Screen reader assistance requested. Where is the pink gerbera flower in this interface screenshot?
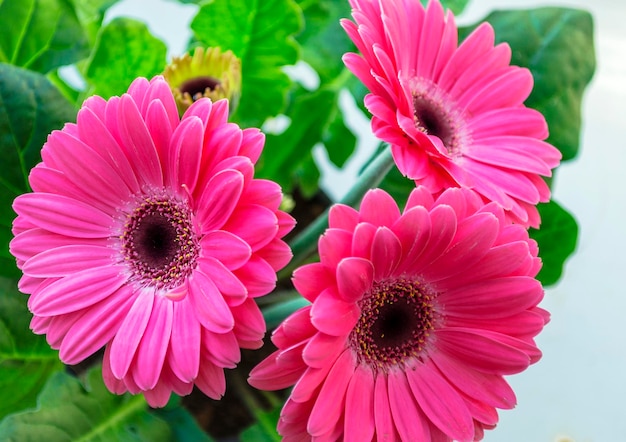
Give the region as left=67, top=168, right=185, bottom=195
left=10, top=76, right=295, bottom=407
left=249, top=187, right=547, bottom=441
left=342, top=0, right=562, bottom=227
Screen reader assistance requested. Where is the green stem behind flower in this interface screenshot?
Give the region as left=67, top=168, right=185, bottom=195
left=286, top=143, right=394, bottom=272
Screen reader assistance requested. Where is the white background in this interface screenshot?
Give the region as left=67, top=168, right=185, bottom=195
left=105, top=1, right=626, bottom=440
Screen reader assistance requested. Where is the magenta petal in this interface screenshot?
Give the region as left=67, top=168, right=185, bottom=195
left=358, top=189, right=401, bottom=227
left=169, top=115, right=204, bottom=192
left=249, top=350, right=304, bottom=391
left=195, top=360, right=226, bottom=400
left=133, top=295, right=173, bottom=390
left=370, top=227, right=402, bottom=279
left=188, top=270, right=234, bottom=333
left=198, top=257, right=247, bottom=305
left=310, top=289, right=360, bottom=337
left=118, top=94, right=164, bottom=187
left=169, top=300, right=201, bottom=382
left=292, top=263, right=334, bottom=303
left=28, top=265, right=126, bottom=316
left=197, top=169, right=244, bottom=231
left=336, top=257, right=373, bottom=303
left=302, top=332, right=345, bottom=369
left=430, top=350, right=516, bottom=409
left=373, top=374, right=399, bottom=441
left=14, top=193, right=113, bottom=238
left=344, top=365, right=375, bottom=441
left=23, top=245, right=113, bottom=277
left=109, top=290, right=155, bottom=379
left=102, top=344, right=128, bottom=394
left=200, top=230, right=251, bottom=270
left=224, top=204, right=278, bottom=252
left=231, top=298, right=266, bottom=345
left=202, top=328, right=240, bottom=368
left=234, top=256, right=277, bottom=298
left=436, top=328, right=532, bottom=375
left=307, top=349, right=356, bottom=437
left=59, top=285, right=135, bottom=365
left=388, top=371, right=430, bottom=440
left=329, top=204, right=360, bottom=231
left=406, top=361, right=474, bottom=441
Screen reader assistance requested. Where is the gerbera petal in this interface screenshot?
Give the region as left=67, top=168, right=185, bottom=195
left=200, top=230, right=251, bottom=270
left=370, top=227, right=402, bottom=279
left=329, top=203, right=360, bottom=231
left=359, top=189, right=401, bottom=227
left=28, top=265, right=126, bottom=316
left=308, top=349, right=356, bottom=437
left=59, top=285, right=135, bottom=365
left=198, top=257, right=247, bottom=305
left=336, top=257, right=374, bottom=303
left=109, top=290, right=155, bottom=379
left=13, top=193, right=113, bottom=238
left=292, top=263, right=334, bottom=303
left=310, top=289, right=360, bottom=336
left=169, top=115, right=204, bottom=192
left=388, top=371, right=430, bottom=440
left=196, top=169, right=244, bottom=231
left=195, top=359, right=226, bottom=400
left=233, top=255, right=276, bottom=298
left=202, top=328, right=240, bottom=368
left=188, top=269, right=234, bottom=333
left=169, top=300, right=201, bottom=382
left=344, top=365, right=375, bottom=442
left=23, top=245, right=113, bottom=277
left=406, top=360, right=474, bottom=441
left=373, top=373, right=399, bottom=442
left=132, top=295, right=173, bottom=390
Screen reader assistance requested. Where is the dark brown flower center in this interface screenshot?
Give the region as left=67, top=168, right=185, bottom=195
left=410, top=77, right=468, bottom=157
left=121, top=197, right=199, bottom=290
left=180, top=76, right=221, bottom=101
left=350, top=278, right=437, bottom=371
left=413, top=94, right=455, bottom=148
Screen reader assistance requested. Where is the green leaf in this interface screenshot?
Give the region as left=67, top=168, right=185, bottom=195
left=257, top=87, right=336, bottom=194
left=85, top=17, right=167, bottom=98
left=479, top=8, right=595, bottom=162
left=0, top=277, right=62, bottom=419
left=529, top=200, right=578, bottom=287
left=323, top=98, right=357, bottom=168
left=69, top=0, right=121, bottom=46
left=240, top=406, right=281, bottom=442
left=191, top=0, right=303, bottom=127
left=421, top=0, right=469, bottom=15
left=295, top=0, right=353, bottom=84
left=0, top=63, right=77, bottom=278
left=0, top=366, right=175, bottom=441
left=153, top=406, right=214, bottom=442
left=0, top=0, right=90, bottom=73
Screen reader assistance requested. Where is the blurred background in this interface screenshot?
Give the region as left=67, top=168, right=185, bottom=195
left=97, top=0, right=625, bottom=440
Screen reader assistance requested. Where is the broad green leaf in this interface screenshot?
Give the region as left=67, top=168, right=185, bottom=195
left=0, top=0, right=90, bottom=73
left=0, top=277, right=62, bottom=419
left=240, top=406, right=281, bottom=442
left=0, top=366, right=174, bottom=441
left=85, top=17, right=167, bottom=98
left=69, top=0, right=121, bottom=46
left=323, top=96, right=357, bottom=169
left=191, top=0, right=303, bottom=127
left=153, top=406, right=214, bottom=442
left=257, top=87, right=335, bottom=194
left=295, top=0, right=353, bottom=83
left=0, top=63, right=77, bottom=278
left=479, top=8, right=596, bottom=162
left=530, top=200, right=578, bottom=287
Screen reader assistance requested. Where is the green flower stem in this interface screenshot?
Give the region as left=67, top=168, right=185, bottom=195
left=287, top=144, right=394, bottom=269
left=263, top=296, right=311, bottom=329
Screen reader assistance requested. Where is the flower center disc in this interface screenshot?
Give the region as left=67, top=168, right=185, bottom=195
left=121, top=197, right=199, bottom=290
left=350, top=278, right=436, bottom=371
left=180, top=76, right=221, bottom=101
left=410, top=78, right=467, bottom=157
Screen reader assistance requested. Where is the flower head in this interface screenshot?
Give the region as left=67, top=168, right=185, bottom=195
left=342, top=0, right=562, bottom=227
left=163, top=46, right=242, bottom=115
left=249, top=187, right=547, bottom=441
left=10, top=76, right=294, bottom=407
